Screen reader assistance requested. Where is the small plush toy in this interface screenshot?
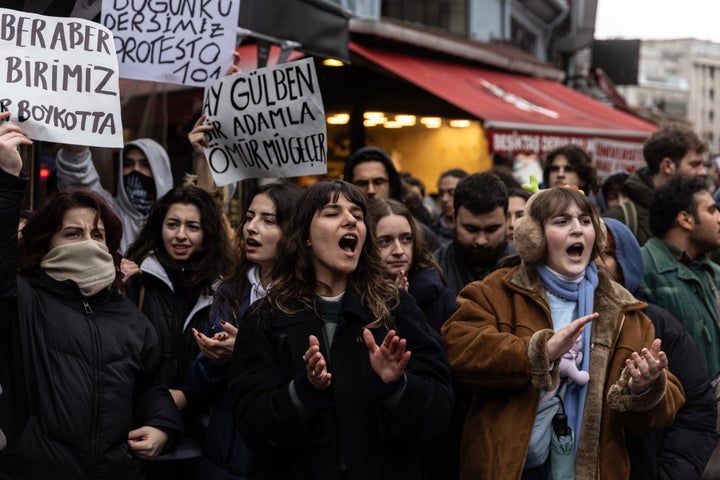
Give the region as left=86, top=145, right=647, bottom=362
left=542, top=335, right=590, bottom=401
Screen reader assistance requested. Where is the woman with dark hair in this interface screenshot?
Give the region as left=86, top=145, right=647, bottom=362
left=0, top=115, right=182, bottom=479
left=190, top=182, right=303, bottom=480
left=368, top=198, right=455, bottom=333
left=229, top=180, right=453, bottom=479
left=125, top=185, right=236, bottom=478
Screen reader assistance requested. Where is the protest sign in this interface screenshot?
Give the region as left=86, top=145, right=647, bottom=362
left=103, top=0, right=240, bottom=87
left=202, top=57, right=328, bottom=186
left=0, top=8, right=123, bottom=147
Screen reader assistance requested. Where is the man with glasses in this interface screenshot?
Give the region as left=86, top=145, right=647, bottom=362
left=343, top=146, right=440, bottom=250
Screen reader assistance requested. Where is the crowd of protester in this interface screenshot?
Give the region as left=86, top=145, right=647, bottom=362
left=5, top=104, right=720, bottom=480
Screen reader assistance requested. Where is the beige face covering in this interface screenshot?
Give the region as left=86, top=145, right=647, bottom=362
left=40, top=240, right=117, bottom=297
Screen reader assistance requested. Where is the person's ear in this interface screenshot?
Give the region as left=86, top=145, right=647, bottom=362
left=659, top=157, right=676, bottom=176
left=676, top=210, right=694, bottom=231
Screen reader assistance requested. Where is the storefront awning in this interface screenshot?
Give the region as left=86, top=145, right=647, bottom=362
left=349, top=42, right=656, bottom=141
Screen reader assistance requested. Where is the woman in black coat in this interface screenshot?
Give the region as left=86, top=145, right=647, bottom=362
left=125, top=185, right=236, bottom=478
left=229, top=180, right=453, bottom=480
left=0, top=115, right=182, bottom=479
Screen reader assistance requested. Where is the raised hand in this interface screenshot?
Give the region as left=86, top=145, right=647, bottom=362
left=546, top=312, right=597, bottom=362
left=188, top=114, right=214, bottom=154
left=192, top=320, right=238, bottom=364
left=626, top=338, right=668, bottom=395
left=362, top=328, right=411, bottom=384
left=302, top=335, right=332, bottom=390
left=394, top=270, right=409, bottom=291
left=225, top=51, right=242, bottom=76
left=0, top=111, right=32, bottom=176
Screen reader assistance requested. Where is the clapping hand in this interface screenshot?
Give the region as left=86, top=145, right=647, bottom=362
left=302, top=335, right=332, bottom=389
left=362, top=329, right=411, bottom=384
left=192, top=320, right=238, bottom=365
left=626, top=338, right=668, bottom=395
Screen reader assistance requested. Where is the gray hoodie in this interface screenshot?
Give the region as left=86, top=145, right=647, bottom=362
left=55, top=139, right=173, bottom=254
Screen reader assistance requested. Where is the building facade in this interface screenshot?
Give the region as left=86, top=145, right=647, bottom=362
left=612, top=38, right=720, bottom=152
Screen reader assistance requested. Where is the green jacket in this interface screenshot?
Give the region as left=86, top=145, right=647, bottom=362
left=641, top=237, right=720, bottom=378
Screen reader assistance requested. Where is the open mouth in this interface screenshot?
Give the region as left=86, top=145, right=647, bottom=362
left=246, top=238, right=261, bottom=247
left=566, top=243, right=584, bottom=259
left=339, top=234, right=358, bottom=253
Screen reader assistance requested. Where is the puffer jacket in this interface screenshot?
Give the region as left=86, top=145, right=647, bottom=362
left=128, top=255, right=214, bottom=410
left=441, top=265, right=685, bottom=480
left=0, top=169, right=182, bottom=479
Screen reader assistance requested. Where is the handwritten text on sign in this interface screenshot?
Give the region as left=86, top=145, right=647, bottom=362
left=103, top=0, right=240, bottom=87
left=202, top=57, right=327, bottom=185
left=0, top=8, right=123, bottom=147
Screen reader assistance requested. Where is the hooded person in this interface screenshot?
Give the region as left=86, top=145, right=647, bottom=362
left=55, top=139, right=174, bottom=254
left=602, top=217, right=718, bottom=480
left=597, top=170, right=630, bottom=213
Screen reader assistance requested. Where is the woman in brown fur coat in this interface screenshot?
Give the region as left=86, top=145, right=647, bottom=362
left=441, top=187, right=684, bottom=479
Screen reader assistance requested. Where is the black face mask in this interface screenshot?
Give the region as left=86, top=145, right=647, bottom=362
left=123, top=171, right=156, bottom=214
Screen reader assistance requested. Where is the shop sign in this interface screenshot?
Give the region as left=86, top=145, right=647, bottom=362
left=490, top=130, right=645, bottom=176
left=592, top=138, right=645, bottom=175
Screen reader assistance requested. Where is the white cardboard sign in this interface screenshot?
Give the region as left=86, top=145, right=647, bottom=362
left=0, top=8, right=123, bottom=147
left=102, top=0, right=240, bottom=87
left=202, top=57, right=328, bottom=185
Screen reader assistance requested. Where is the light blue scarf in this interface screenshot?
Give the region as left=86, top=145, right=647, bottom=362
left=536, top=262, right=598, bottom=455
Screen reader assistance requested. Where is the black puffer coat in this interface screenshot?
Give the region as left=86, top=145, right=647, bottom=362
left=0, top=170, right=182, bottom=479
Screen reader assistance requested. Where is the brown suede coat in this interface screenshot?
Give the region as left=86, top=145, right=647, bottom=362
left=441, top=265, right=685, bottom=480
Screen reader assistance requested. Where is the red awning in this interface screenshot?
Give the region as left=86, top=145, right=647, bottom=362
left=349, top=42, right=655, bottom=140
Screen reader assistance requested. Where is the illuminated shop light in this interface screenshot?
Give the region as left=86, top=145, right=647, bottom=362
left=383, top=121, right=403, bottom=129
left=323, top=59, right=344, bottom=67
left=364, top=111, right=386, bottom=120
left=327, top=113, right=350, bottom=125
left=420, top=117, right=442, bottom=128
left=394, top=115, right=416, bottom=126
left=449, top=119, right=471, bottom=128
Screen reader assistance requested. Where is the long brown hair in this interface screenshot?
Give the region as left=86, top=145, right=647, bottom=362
left=267, top=180, right=399, bottom=328
left=215, top=182, right=303, bottom=319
